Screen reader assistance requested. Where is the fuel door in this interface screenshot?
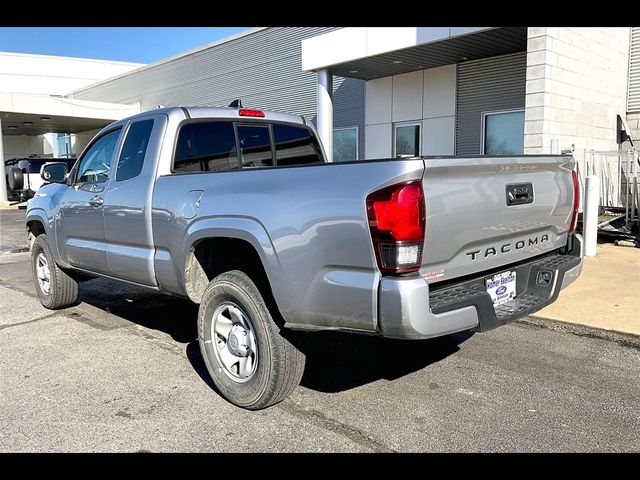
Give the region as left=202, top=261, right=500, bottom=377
left=182, top=190, right=204, bottom=220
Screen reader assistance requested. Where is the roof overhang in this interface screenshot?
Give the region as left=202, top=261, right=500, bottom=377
left=302, top=27, right=528, bottom=80
left=0, top=93, right=140, bottom=136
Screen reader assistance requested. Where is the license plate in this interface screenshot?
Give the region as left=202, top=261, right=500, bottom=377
left=485, top=270, right=517, bottom=306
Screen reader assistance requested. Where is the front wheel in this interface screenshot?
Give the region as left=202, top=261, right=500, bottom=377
left=198, top=270, right=305, bottom=410
left=31, top=234, right=78, bottom=309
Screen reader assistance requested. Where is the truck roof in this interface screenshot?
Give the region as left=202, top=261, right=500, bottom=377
left=124, top=106, right=307, bottom=126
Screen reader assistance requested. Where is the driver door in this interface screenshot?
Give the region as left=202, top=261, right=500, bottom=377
left=56, top=127, right=122, bottom=274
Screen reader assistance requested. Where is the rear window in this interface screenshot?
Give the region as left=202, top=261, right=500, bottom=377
left=27, top=159, right=47, bottom=172
left=174, top=122, right=239, bottom=173
left=273, top=124, right=323, bottom=166
left=237, top=124, right=273, bottom=168
left=26, top=159, right=53, bottom=173
left=172, top=120, right=324, bottom=173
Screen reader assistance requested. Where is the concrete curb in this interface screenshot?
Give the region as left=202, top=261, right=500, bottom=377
left=0, top=246, right=29, bottom=255
left=519, top=316, right=640, bottom=349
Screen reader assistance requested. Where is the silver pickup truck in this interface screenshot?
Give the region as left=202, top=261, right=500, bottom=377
left=26, top=106, right=583, bottom=409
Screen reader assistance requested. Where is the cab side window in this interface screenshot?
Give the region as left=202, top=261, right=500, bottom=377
left=116, top=120, right=154, bottom=181
left=174, top=121, right=239, bottom=173
left=75, top=128, right=122, bottom=184
left=273, top=124, right=323, bottom=166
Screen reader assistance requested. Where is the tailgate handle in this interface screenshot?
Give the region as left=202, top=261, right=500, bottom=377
left=506, top=183, right=533, bottom=206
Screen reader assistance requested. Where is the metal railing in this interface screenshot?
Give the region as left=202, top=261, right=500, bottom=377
left=583, top=148, right=639, bottom=228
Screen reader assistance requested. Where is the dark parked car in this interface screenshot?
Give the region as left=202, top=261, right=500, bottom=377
left=5, top=157, right=76, bottom=201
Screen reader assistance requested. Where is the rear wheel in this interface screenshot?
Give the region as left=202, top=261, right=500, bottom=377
left=31, top=234, right=78, bottom=309
left=198, top=270, right=305, bottom=410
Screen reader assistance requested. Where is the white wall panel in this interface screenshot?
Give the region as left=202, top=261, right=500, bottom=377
left=392, top=71, right=423, bottom=122
left=365, top=123, right=392, bottom=159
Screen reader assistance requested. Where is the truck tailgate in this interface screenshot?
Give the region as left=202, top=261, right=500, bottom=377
left=420, top=155, right=575, bottom=284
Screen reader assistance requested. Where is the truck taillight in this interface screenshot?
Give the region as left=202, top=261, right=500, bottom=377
left=569, top=170, right=580, bottom=234
left=366, top=181, right=425, bottom=274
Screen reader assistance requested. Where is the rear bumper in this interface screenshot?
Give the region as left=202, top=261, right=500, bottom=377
left=378, top=234, right=583, bottom=340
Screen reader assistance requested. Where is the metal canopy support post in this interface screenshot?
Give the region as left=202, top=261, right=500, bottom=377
left=0, top=118, right=7, bottom=202
left=317, top=69, right=333, bottom=163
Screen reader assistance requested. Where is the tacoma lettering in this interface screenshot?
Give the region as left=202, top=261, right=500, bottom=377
left=466, top=234, right=549, bottom=261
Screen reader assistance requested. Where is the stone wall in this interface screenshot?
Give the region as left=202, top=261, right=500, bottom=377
left=524, top=27, right=631, bottom=169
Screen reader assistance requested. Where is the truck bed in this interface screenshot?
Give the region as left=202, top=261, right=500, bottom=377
left=151, top=154, right=576, bottom=334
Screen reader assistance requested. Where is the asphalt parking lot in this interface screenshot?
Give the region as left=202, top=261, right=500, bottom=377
left=1, top=215, right=639, bottom=452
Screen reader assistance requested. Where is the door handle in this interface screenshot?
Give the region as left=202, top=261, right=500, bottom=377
left=89, top=195, right=104, bottom=207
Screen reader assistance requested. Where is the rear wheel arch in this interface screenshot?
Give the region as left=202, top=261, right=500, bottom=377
left=184, top=237, right=282, bottom=321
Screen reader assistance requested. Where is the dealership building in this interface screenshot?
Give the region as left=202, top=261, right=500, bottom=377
left=1, top=26, right=639, bottom=200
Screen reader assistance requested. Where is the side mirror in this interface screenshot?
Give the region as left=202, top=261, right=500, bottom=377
left=40, top=162, right=68, bottom=183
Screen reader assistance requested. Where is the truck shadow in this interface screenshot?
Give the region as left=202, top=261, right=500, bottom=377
left=77, top=278, right=199, bottom=343
left=290, top=330, right=473, bottom=393
left=78, top=277, right=473, bottom=394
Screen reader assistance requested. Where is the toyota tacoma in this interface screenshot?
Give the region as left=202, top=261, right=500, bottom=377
left=25, top=106, right=583, bottom=409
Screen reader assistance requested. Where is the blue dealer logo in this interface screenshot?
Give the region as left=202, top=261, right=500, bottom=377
left=496, top=286, right=507, bottom=295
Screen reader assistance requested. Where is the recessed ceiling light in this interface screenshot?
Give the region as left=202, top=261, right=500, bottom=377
left=40, top=116, right=51, bottom=121
left=8, top=125, right=17, bottom=130
left=349, top=70, right=358, bottom=74
left=392, top=60, right=402, bottom=64
left=23, top=121, right=34, bottom=126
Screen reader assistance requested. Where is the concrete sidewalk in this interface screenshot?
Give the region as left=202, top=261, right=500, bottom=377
left=531, top=242, right=640, bottom=339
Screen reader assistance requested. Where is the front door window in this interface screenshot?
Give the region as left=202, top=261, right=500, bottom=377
left=75, top=128, right=121, bottom=184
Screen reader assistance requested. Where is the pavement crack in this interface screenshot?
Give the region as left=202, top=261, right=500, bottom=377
left=278, top=400, right=395, bottom=453
left=123, top=325, right=187, bottom=356
left=0, top=279, right=39, bottom=299
left=0, top=312, right=60, bottom=331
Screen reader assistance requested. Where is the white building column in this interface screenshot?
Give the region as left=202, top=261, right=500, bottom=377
left=583, top=174, right=600, bottom=257
left=317, top=69, right=333, bottom=163
left=0, top=118, right=7, bottom=202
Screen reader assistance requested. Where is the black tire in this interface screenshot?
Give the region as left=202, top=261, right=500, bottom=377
left=7, top=166, right=24, bottom=191
left=198, top=270, right=305, bottom=410
left=31, top=234, right=78, bottom=309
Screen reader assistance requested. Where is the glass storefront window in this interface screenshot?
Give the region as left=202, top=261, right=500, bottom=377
left=333, top=127, right=358, bottom=162
left=394, top=123, right=420, bottom=157
left=483, top=110, right=525, bottom=155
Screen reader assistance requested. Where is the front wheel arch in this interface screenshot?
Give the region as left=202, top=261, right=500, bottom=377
left=27, top=219, right=46, bottom=251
